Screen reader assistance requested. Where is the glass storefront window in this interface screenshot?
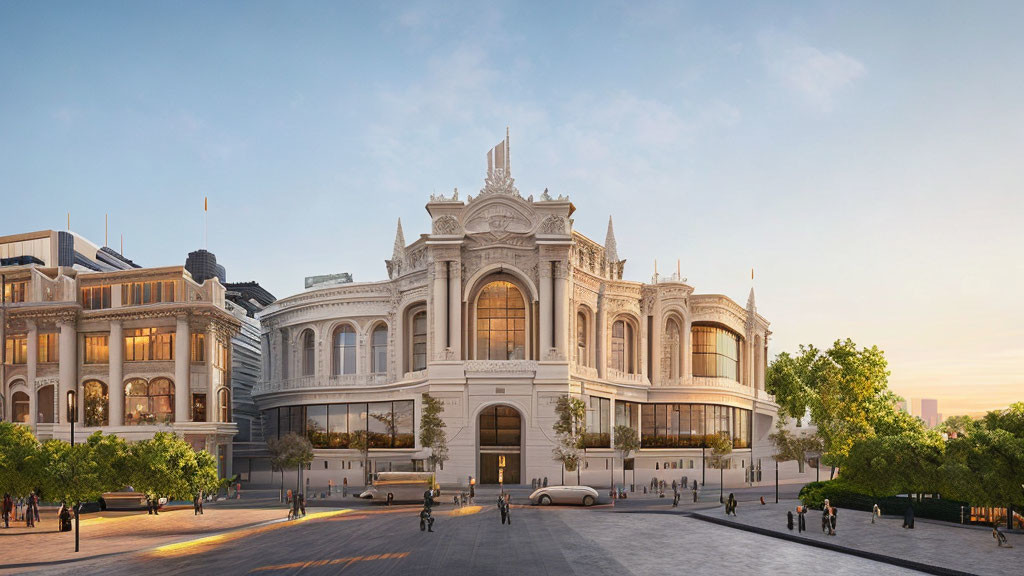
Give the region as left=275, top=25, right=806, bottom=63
left=640, top=403, right=751, bottom=449
left=692, top=325, right=740, bottom=381
left=475, top=281, right=526, bottom=360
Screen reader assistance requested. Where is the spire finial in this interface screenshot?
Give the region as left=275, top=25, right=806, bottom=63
left=604, top=215, right=618, bottom=263
left=392, top=218, right=406, bottom=261
left=747, top=286, right=756, bottom=310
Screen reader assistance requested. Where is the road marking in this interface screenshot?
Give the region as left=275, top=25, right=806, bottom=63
left=249, top=552, right=410, bottom=572
left=147, top=509, right=352, bottom=557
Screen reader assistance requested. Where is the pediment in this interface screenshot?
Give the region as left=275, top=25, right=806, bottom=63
left=462, top=196, right=537, bottom=239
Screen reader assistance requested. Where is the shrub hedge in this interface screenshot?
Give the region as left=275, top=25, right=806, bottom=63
left=798, top=480, right=967, bottom=523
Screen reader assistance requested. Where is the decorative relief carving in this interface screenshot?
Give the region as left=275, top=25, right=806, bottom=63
left=464, top=360, right=537, bottom=373
left=435, top=347, right=457, bottom=361
left=432, top=215, right=461, bottom=235
left=539, top=215, right=567, bottom=235
left=543, top=348, right=566, bottom=361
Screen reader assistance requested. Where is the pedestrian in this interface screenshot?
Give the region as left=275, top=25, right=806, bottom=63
left=287, top=488, right=293, bottom=504
left=759, top=496, right=766, bottom=505
left=903, top=505, right=915, bottom=529
left=30, top=492, right=39, bottom=524
left=469, top=483, right=475, bottom=504
left=419, top=506, right=434, bottom=532
left=797, top=505, right=807, bottom=533
left=342, top=477, right=347, bottom=498
left=672, top=479, right=678, bottom=493
left=25, top=494, right=35, bottom=528
left=993, top=525, right=1009, bottom=547
left=289, top=495, right=299, bottom=520
left=299, top=494, right=306, bottom=517
left=693, top=479, right=698, bottom=491
left=328, top=479, right=334, bottom=496
left=871, top=503, right=881, bottom=524
left=460, top=492, right=467, bottom=507
left=692, top=487, right=698, bottom=503
left=829, top=506, right=837, bottom=536
left=498, top=495, right=509, bottom=525
left=787, top=510, right=794, bottom=530
left=193, top=494, right=201, bottom=516
left=672, top=490, right=680, bottom=507
left=58, top=502, right=72, bottom=532
left=2, top=493, right=11, bottom=528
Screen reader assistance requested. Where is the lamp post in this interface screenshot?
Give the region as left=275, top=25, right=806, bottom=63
left=775, top=458, right=779, bottom=503
left=67, top=390, right=79, bottom=552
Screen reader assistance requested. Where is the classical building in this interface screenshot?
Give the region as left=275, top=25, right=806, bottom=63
left=253, top=132, right=779, bottom=487
left=0, top=231, right=240, bottom=476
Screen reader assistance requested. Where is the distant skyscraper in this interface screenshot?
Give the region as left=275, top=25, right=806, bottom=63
left=920, top=398, right=939, bottom=427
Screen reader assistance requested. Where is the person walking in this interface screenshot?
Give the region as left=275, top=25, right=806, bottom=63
left=797, top=505, right=807, bottom=533
left=498, top=495, right=510, bottom=525
left=829, top=506, right=838, bottom=536
left=787, top=510, right=794, bottom=530
left=25, top=494, right=35, bottom=528
left=903, top=505, right=915, bottom=529
left=342, top=478, right=347, bottom=498
left=469, top=483, right=475, bottom=504
left=993, top=525, right=1009, bottom=547
left=30, top=492, right=39, bottom=524
left=2, top=494, right=11, bottom=528
left=419, top=506, right=434, bottom=532
left=58, top=502, right=72, bottom=532
left=193, top=494, right=201, bottom=516
left=299, top=494, right=306, bottom=517
left=871, top=503, right=881, bottom=524
left=692, top=487, right=698, bottom=503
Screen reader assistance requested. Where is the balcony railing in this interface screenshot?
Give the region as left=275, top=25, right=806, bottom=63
left=253, top=373, right=390, bottom=396
left=607, top=369, right=647, bottom=385
left=571, top=364, right=598, bottom=379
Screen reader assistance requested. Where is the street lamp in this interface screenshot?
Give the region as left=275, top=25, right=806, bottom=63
left=67, top=391, right=77, bottom=446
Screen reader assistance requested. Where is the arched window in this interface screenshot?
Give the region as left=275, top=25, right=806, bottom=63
left=301, top=329, right=316, bottom=376
left=12, top=387, right=29, bottom=423
left=475, top=281, right=526, bottom=360
left=84, top=380, right=109, bottom=426
left=37, top=385, right=55, bottom=423
left=576, top=311, right=588, bottom=366
left=124, top=377, right=175, bottom=425
left=279, top=328, right=289, bottom=380
left=371, top=325, right=388, bottom=374
left=410, top=311, right=427, bottom=372
left=332, top=325, right=356, bottom=375
left=663, top=318, right=682, bottom=381
left=692, top=325, right=740, bottom=381
left=610, top=319, right=635, bottom=373
left=218, top=388, right=230, bottom=422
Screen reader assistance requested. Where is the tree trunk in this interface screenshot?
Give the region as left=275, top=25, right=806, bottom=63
left=829, top=466, right=836, bottom=480
left=74, top=502, right=80, bottom=552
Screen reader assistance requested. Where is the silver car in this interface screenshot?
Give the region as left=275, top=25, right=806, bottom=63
left=529, top=485, right=599, bottom=506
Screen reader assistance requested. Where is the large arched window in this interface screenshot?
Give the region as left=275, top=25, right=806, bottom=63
left=662, top=318, right=682, bottom=381
left=371, top=325, right=388, bottom=374
left=124, top=377, right=175, bottom=425
left=12, top=387, right=29, bottom=423
left=37, top=385, right=55, bottom=423
left=692, top=325, right=740, bottom=381
left=610, top=319, right=635, bottom=373
left=279, top=328, right=289, bottom=380
left=84, top=380, right=109, bottom=426
left=475, top=281, right=526, bottom=360
left=301, top=329, right=316, bottom=376
left=218, top=388, right=230, bottom=422
left=410, top=311, right=427, bottom=372
left=576, top=311, right=588, bottom=366
left=332, top=325, right=356, bottom=375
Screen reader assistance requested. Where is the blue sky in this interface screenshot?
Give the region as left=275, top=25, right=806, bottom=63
left=2, top=1, right=1022, bottom=415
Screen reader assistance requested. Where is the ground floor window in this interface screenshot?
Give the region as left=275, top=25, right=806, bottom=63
left=640, top=403, right=751, bottom=449
left=84, top=380, right=109, bottom=426
left=262, top=400, right=415, bottom=449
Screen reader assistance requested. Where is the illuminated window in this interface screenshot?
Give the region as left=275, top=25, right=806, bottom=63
left=81, top=285, right=111, bottom=310
left=4, top=336, right=27, bottom=365
left=4, top=281, right=28, bottom=303
left=121, top=281, right=177, bottom=306
left=371, top=325, right=388, bottom=374
left=332, top=325, right=356, bottom=375
left=84, top=380, right=109, bottom=426
left=38, top=333, right=58, bottom=363
left=475, top=281, right=526, bottom=360
left=218, top=388, right=230, bottom=423
left=192, top=393, right=207, bottom=422
left=84, top=334, right=109, bottom=364
left=691, top=325, right=740, bottom=381
left=191, top=332, right=206, bottom=362
left=585, top=396, right=611, bottom=448
left=124, top=377, right=174, bottom=425
left=36, top=385, right=55, bottom=423
left=124, top=328, right=175, bottom=362
left=411, top=311, right=427, bottom=371
left=12, top=389, right=30, bottom=423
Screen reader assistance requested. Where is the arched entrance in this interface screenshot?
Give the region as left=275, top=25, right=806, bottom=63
left=478, top=405, right=522, bottom=484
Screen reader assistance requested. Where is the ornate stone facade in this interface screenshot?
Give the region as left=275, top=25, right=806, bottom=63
left=253, top=132, right=779, bottom=488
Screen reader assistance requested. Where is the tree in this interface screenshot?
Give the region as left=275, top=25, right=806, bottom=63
left=40, top=439, right=105, bottom=552
left=419, top=394, right=449, bottom=472
left=769, top=424, right=823, bottom=474
left=767, top=339, right=893, bottom=475
left=552, top=395, right=586, bottom=485
left=938, top=415, right=976, bottom=439
left=705, top=433, right=732, bottom=503
left=0, top=422, right=45, bottom=499
left=127, top=432, right=208, bottom=506
left=267, top=432, right=314, bottom=497
left=348, top=429, right=370, bottom=485
left=613, top=424, right=640, bottom=488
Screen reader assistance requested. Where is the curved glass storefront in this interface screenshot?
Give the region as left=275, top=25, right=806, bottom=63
left=641, top=403, right=751, bottom=449
left=263, top=400, right=415, bottom=449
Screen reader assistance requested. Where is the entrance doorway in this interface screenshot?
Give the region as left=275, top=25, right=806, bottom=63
left=478, top=405, right=522, bottom=484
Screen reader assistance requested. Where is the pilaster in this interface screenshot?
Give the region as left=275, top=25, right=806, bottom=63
left=109, top=320, right=124, bottom=425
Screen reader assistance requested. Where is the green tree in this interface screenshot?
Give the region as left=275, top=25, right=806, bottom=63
left=937, top=414, right=976, bottom=438
left=40, top=439, right=106, bottom=552
left=613, top=424, right=640, bottom=488
left=942, top=426, right=1024, bottom=515
left=267, top=432, right=314, bottom=497
left=127, top=432, right=202, bottom=506
left=85, top=432, right=129, bottom=493
left=0, top=422, right=45, bottom=499
left=769, top=424, right=823, bottom=474
left=767, top=339, right=893, bottom=475
left=552, top=395, right=586, bottom=485
left=185, top=449, right=221, bottom=499
left=419, top=394, right=449, bottom=472
left=842, top=431, right=944, bottom=501
left=706, top=433, right=733, bottom=502
left=348, top=429, right=370, bottom=485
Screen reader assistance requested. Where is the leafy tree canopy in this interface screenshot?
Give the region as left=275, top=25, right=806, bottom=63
left=0, top=422, right=45, bottom=498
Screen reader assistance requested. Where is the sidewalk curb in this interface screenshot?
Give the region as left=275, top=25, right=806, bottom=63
left=687, top=513, right=981, bottom=576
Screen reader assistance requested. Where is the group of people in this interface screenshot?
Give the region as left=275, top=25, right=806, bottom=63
left=2, top=492, right=40, bottom=528
left=288, top=493, right=307, bottom=520
left=451, top=491, right=470, bottom=507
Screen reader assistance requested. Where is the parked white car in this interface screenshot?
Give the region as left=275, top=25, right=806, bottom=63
left=529, top=485, right=599, bottom=506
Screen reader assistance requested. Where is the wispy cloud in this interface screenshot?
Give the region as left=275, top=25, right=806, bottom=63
left=760, top=32, right=866, bottom=112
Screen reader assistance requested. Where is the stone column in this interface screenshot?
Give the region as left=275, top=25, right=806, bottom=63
left=58, top=319, right=77, bottom=424
left=596, top=291, right=607, bottom=379
left=651, top=297, right=662, bottom=385
left=27, top=320, right=37, bottom=427
left=432, top=261, right=447, bottom=357
left=174, top=316, right=190, bottom=423
left=207, top=326, right=218, bottom=423
left=539, top=262, right=553, bottom=355
left=448, top=260, right=461, bottom=360
left=683, top=318, right=693, bottom=380
left=109, top=321, right=124, bottom=425
left=553, top=262, right=568, bottom=359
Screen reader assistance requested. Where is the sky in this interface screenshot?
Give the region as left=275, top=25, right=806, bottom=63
left=1, top=1, right=1022, bottom=416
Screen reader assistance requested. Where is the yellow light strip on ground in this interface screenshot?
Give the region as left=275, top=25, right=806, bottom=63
left=148, top=509, right=352, bottom=558
left=250, top=552, right=410, bottom=572
left=448, top=505, right=483, bottom=517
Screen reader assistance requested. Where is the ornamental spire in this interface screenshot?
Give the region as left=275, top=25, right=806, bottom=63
left=391, top=218, right=406, bottom=262
left=604, top=215, right=619, bottom=263
left=747, top=286, right=756, bottom=310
